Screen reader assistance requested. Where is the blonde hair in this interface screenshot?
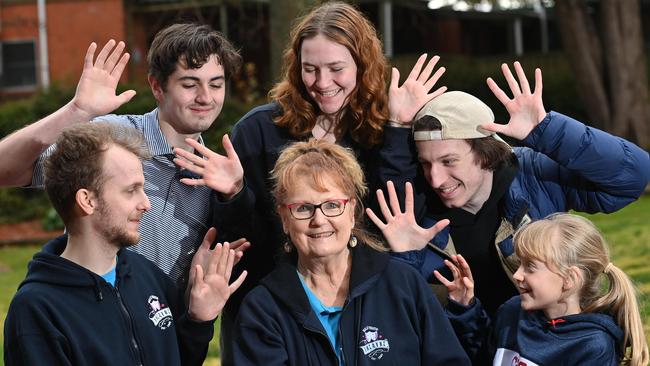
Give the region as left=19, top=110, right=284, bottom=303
left=271, top=139, right=384, bottom=251
left=514, top=213, right=648, bottom=366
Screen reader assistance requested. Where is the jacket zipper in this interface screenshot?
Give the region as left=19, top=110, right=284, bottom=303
left=114, top=286, right=145, bottom=366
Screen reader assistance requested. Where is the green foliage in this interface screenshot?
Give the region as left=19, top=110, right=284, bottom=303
left=41, top=207, right=64, bottom=231
left=0, top=188, right=51, bottom=225
left=390, top=52, right=586, bottom=125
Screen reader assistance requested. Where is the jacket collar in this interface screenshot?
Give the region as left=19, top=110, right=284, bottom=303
left=260, top=244, right=389, bottom=323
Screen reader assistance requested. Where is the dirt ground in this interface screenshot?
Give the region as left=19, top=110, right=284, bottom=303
left=0, top=220, right=63, bottom=245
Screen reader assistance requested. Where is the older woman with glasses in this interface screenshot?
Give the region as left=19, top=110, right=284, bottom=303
left=232, top=139, right=469, bottom=365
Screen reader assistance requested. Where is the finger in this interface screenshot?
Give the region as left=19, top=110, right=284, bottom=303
left=386, top=181, right=403, bottom=216
left=533, top=68, right=543, bottom=97
left=173, top=159, right=204, bottom=177
left=229, top=238, right=250, bottom=251
left=233, top=250, right=245, bottom=266
left=456, top=254, right=474, bottom=280
left=417, top=55, right=440, bottom=83
left=427, top=218, right=450, bottom=237
left=486, top=77, right=511, bottom=106
left=365, top=207, right=386, bottom=229
left=104, top=41, right=125, bottom=72
left=83, top=42, right=98, bottom=70
left=480, top=122, right=507, bottom=134
left=95, top=39, right=116, bottom=68
left=427, top=86, right=447, bottom=100
left=513, top=61, right=530, bottom=95
left=224, top=247, right=235, bottom=281
left=193, top=264, right=205, bottom=288
left=179, top=177, right=206, bottom=187
left=203, top=227, right=217, bottom=247
left=423, top=66, right=446, bottom=92
left=406, top=53, right=427, bottom=80
left=229, top=270, right=248, bottom=292
left=433, top=270, right=453, bottom=287
left=185, top=138, right=217, bottom=159
left=222, top=134, right=242, bottom=164
left=174, top=147, right=206, bottom=166
left=389, top=67, right=400, bottom=91
left=111, top=52, right=131, bottom=79
left=501, top=63, right=521, bottom=97
left=209, top=243, right=224, bottom=275
left=444, top=259, right=461, bottom=281
left=188, top=262, right=197, bottom=288
left=375, top=188, right=393, bottom=221
left=404, top=182, right=414, bottom=217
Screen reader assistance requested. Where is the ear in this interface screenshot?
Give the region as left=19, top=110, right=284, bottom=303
left=148, top=75, right=164, bottom=103
left=277, top=205, right=289, bottom=234
left=563, top=266, right=583, bottom=292
left=75, top=189, right=97, bottom=216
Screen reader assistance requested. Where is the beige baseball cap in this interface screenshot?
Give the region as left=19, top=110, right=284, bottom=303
left=413, top=91, right=498, bottom=141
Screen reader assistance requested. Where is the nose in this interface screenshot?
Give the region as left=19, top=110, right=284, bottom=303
left=309, top=207, right=328, bottom=226
left=139, top=191, right=152, bottom=212
left=195, top=84, right=211, bottom=104
left=315, top=69, right=332, bottom=89
left=427, top=164, right=448, bottom=189
left=512, top=266, right=524, bottom=282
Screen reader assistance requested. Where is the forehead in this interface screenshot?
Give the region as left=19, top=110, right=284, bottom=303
left=101, top=146, right=144, bottom=187
left=284, top=173, right=347, bottom=201
left=300, top=34, right=353, bottom=64
left=416, top=139, right=473, bottom=160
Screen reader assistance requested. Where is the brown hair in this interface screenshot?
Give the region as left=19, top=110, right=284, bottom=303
left=147, top=23, right=242, bottom=88
left=514, top=213, right=649, bottom=366
left=44, top=122, right=150, bottom=227
left=413, top=115, right=511, bottom=170
left=271, top=139, right=384, bottom=251
left=270, top=1, right=388, bottom=147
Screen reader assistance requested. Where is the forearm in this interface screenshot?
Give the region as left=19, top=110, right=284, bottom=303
left=0, top=101, right=93, bottom=187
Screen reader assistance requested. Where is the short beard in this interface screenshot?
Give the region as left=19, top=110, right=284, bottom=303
left=96, top=197, right=140, bottom=248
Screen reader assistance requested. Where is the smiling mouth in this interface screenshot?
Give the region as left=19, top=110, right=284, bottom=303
left=437, top=183, right=460, bottom=196
left=317, top=89, right=341, bottom=98
left=308, top=231, right=335, bottom=239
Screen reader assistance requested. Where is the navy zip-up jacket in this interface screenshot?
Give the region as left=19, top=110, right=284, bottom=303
left=232, top=244, right=470, bottom=365
left=446, top=296, right=624, bottom=365
left=3, top=235, right=214, bottom=366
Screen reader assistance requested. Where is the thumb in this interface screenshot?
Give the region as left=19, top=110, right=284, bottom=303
left=480, top=122, right=507, bottom=134
left=389, top=67, right=400, bottom=90
left=116, top=90, right=136, bottom=105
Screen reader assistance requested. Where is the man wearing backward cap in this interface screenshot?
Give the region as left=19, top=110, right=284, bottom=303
left=377, top=61, right=650, bottom=318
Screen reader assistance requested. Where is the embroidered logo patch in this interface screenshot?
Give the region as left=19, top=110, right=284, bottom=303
left=359, top=325, right=390, bottom=360
left=493, top=348, right=538, bottom=366
left=147, top=295, right=173, bottom=330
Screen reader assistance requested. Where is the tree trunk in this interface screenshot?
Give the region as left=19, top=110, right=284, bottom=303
left=555, top=0, right=650, bottom=147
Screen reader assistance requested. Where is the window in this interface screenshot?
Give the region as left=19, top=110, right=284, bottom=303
left=0, top=40, right=37, bottom=89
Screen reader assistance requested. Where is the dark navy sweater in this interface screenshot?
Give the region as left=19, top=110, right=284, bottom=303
left=3, top=235, right=214, bottom=366
left=446, top=296, right=624, bottom=365
left=232, top=244, right=471, bottom=365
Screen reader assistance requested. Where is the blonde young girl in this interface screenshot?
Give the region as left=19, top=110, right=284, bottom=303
left=436, top=213, right=648, bottom=366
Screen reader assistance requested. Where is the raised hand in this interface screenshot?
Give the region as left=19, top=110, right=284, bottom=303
left=72, top=40, right=136, bottom=121
left=433, top=254, right=475, bottom=306
left=483, top=61, right=547, bottom=140
left=187, top=228, right=248, bottom=321
left=388, top=54, right=447, bottom=125
left=173, top=134, right=244, bottom=199
left=366, top=181, right=449, bottom=252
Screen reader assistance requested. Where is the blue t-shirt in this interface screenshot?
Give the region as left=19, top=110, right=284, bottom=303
left=101, top=257, right=118, bottom=287
left=298, top=272, right=344, bottom=365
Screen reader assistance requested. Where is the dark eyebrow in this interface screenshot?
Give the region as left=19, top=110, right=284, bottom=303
left=178, top=75, right=225, bottom=83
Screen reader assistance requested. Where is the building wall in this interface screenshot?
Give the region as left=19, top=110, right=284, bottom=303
left=0, top=0, right=127, bottom=91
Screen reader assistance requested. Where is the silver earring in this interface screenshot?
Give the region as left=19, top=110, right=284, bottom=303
left=283, top=240, right=293, bottom=253
left=348, top=235, right=357, bottom=248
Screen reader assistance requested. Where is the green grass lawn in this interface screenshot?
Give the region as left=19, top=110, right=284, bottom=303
left=1, top=196, right=649, bottom=363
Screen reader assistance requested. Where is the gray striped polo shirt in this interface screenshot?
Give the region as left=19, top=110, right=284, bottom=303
left=32, top=109, right=213, bottom=288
